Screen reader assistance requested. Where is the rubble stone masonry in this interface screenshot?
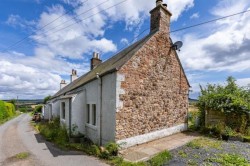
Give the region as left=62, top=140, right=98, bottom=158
left=115, top=31, right=190, bottom=140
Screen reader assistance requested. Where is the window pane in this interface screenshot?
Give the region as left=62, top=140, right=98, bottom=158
left=87, top=104, right=90, bottom=124
left=92, top=104, right=96, bottom=126
left=62, top=102, right=65, bottom=119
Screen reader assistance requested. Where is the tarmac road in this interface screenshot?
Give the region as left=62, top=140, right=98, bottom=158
left=0, top=114, right=107, bottom=166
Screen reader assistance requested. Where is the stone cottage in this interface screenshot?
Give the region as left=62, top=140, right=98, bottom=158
left=46, top=0, right=190, bottom=148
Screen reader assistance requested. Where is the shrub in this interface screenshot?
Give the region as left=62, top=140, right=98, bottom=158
left=33, top=105, right=43, bottom=113
left=105, top=142, right=119, bottom=156
left=0, top=100, right=8, bottom=120
left=38, top=118, right=69, bottom=145
left=198, top=76, right=250, bottom=134
left=5, top=103, right=15, bottom=117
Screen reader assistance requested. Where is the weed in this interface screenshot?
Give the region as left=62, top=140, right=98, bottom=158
left=193, top=154, right=200, bottom=159
left=187, top=159, right=198, bottom=166
left=148, top=151, right=172, bottom=166
left=206, top=154, right=249, bottom=166
left=187, top=138, right=222, bottom=150
left=15, top=152, right=29, bottom=159
left=178, top=150, right=187, bottom=158
left=109, top=156, right=146, bottom=166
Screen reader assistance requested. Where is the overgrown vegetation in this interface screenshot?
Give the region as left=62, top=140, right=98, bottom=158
left=197, top=76, right=250, bottom=137
left=206, top=154, right=250, bottom=166
left=36, top=118, right=172, bottom=166
left=0, top=100, right=16, bottom=124
left=37, top=117, right=69, bottom=146
left=187, top=137, right=222, bottom=150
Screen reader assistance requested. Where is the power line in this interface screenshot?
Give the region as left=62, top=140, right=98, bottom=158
left=34, top=0, right=128, bottom=42
left=170, top=9, right=250, bottom=33
left=2, top=6, right=250, bottom=53
left=1, top=0, right=89, bottom=53
left=1, top=0, right=125, bottom=53
left=114, top=9, right=250, bottom=58
left=34, top=0, right=110, bottom=40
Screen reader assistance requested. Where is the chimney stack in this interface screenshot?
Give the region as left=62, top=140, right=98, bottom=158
left=150, top=0, right=172, bottom=33
left=71, top=69, right=78, bottom=82
left=60, top=80, right=67, bottom=90
left=91, top=52, right=102, bottom=70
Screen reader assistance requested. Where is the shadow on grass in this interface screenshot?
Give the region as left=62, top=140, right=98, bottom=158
left=34, top=133, right=84, bottom=157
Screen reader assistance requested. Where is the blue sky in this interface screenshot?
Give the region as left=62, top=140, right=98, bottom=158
left=0, top=0, right=250, bottom=99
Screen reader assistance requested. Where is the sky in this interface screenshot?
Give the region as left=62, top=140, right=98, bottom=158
left=0, top=0, right=250, bottom=100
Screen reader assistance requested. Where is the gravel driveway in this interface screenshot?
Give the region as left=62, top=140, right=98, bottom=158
left=166, top=137, right=250, bottom=166
left=0, top=114, right=107, bottom=166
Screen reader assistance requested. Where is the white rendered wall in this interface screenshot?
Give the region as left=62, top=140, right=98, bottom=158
left=52, top=101, right=60, bottom=118
left=100, top=72, right=117, bottom=145
left=43, top=105, right=49, bottom=120
left=117, top=123, right=188, bottom=149
left=71, top=92, right=85, bottom=135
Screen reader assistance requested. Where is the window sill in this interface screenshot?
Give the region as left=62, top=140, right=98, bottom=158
left=85, top=123, right=97, bottom=130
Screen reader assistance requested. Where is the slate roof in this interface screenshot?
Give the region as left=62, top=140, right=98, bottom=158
left=51, top=31, right=156, bottom=99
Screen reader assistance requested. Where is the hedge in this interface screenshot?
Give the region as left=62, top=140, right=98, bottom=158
left=0, top=100, right=16, bottom=121
left=0, top=100, right=8, bottom=120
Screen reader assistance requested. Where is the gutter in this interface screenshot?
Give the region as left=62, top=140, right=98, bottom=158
left=69, top=98, right=72, bottom=137
left=98, top=74, right=103, bottom=146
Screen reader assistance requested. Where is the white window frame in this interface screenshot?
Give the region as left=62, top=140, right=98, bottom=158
left=61, top=102, right=66, bottom=120
left=86, top=103, right=97, bottom=127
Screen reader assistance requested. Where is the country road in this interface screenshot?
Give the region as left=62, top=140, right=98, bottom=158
left=0, top=114, right=107, bottom=166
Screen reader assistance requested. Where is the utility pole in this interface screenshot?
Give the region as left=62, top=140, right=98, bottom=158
left=16, top=96, right=19, bottom=111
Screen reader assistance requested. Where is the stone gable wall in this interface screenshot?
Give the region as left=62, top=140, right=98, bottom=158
left=115, top=31, right=189, bottom=140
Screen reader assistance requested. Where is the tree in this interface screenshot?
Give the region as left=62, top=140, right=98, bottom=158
left=198, top=76, right=250, bottom=127
left=44, top=96, right=51, bottom=104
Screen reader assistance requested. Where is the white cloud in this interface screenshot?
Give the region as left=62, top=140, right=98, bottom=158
left=0, top=0, right=195, bottom=99
left=0, top=60, right=61, bottom=99
left=190, top=12, right=199, bottom=19
left=179, top=1, right=250, bottom=72
left=120, top=38, right=129, bottom=46
left=237, top=78, right=250, bottom=87
left=211, top=0, right=250, bottom=17
left=6, top=14, right=36, bottom=29
left=166, top=0, right=194, bottom=21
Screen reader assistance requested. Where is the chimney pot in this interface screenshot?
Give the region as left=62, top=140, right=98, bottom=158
left=71, top=69, right=78, bottom=82
left=156, top=0, right=163, bottom=6
left=91, top=52, right=102, bottom=70
left=60, top=80, right=67, bottom=89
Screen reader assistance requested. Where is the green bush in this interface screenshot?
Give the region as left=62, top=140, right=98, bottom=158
left=105, top=142, right=119, bottom=156
left=38, top=118, right=69, bottom=145
left=198, top=76, right=250, bottom=134
left=33, top=105, right=43, bottom=113
left=5, top=103, right=15, bottom=117
left=0, top=100, right=8, bottom=120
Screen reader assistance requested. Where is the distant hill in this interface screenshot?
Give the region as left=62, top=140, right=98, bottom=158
left=189, top=98, right=198, bottom=104
left=3, top=99, right=43, bottom=105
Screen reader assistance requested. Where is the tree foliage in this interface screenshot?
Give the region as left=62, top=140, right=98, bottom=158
left=0, top=100, right=16, bottom=121
left=44, top=95, right=51, bottom=104
left=198, top=76, right=250, bottom=115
